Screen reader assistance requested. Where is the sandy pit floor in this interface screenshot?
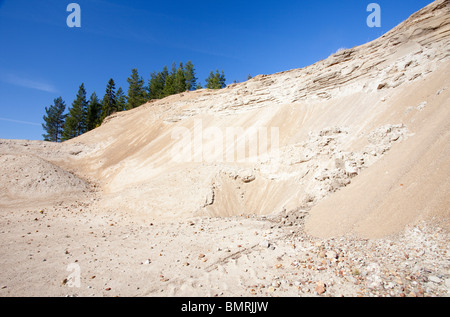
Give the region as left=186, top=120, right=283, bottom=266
left=0, top=194, right=448, bottom=297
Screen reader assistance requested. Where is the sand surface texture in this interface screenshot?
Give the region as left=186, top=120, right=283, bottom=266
left=0, top=0, right=449, bottom=297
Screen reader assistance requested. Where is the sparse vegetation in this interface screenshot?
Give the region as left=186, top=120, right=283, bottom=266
left=43, top=62, right=231, bottom=141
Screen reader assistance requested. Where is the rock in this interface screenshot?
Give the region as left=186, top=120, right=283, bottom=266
left=241, top=174, right=256, bottom=183
left=428, top=276, right=441, bottom=284
left=416, top=250, right=425, bottom=257
left=315, top=282, right=326, bottom=295
left=416, top=101, right=427, bottom=111
left=228, top=168, right=256, bottom=183
left=445, top=279, right=450, bottom=289
left=325, top=251, right=337, bottom=259
left=203, top=187, right=215, bottom=207
left=272, top=280, right=281, bottom=288
left=344, top=161, right=358, bottom=178
left=259, top=240, right=270, bottom=248
left=377, top=83, right=387, bottom=90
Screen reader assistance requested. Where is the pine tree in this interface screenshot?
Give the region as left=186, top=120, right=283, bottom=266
left=159, top=65, right=169, bottom=98
left=206, top=69, right=226, bottom=89
left=173, top=62, right=186, bottom=94
left=62, top=83, right=88, bottom=141
left=219, top=70, right=226, bottom=88
left=86, top=92, right=102, bottom=131
left=148, top=72, right=158, bottom=100
left=42, top=97, right=67, bottom=142
left=184, top=60, right=197, bottom=91
left=126, top=68, right=147, bottom=109
left=196, top=81, right=203, bottom=90
left=171, top=62, right=177, bottom=78
left=163, top=73, right=175, bottom=97
left=161, top=65, right=169, bottom=86
left=248, top=74, right=253, bottom=80
left=205, top=70, right=215, bottom=89
left=116, top=87, right=127, bottom=111
left=147, top=72, right=162, bottom=100
left=100, top=78, right=117, bottom=123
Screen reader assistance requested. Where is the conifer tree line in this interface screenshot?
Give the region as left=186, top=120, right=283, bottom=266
left=42, top=61, right=227, bottom=142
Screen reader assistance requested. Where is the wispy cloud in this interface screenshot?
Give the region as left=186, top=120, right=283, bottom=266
left=0, top=73, right=58, bottom=93
left=0, top=117, right=41, bottom=126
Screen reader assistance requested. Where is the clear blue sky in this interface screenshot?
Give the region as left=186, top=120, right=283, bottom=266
left=0, top=0, right=433, bottom=140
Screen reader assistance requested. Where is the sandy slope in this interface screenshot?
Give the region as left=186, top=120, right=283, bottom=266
left=64, top=0, right=449, bottom=236
left=0, top=0, right=449, bottom=297
left=306, top=61, right=450, bottom=238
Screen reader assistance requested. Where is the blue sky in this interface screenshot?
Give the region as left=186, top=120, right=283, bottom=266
left=0, top=0, right=433, bottom=140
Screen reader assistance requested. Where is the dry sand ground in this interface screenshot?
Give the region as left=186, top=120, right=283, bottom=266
left=0, top=0, right=449, bottom=297
left=0, top=161, right=448, bottom=297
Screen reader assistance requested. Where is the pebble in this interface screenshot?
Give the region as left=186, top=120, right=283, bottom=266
left=249, top=221, right=450, bottom=297
left=444, top=279, right=450, bottom=288
left=428, top=276, right=441, bottom=284
left=315, top=282, right=326, bottom=295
